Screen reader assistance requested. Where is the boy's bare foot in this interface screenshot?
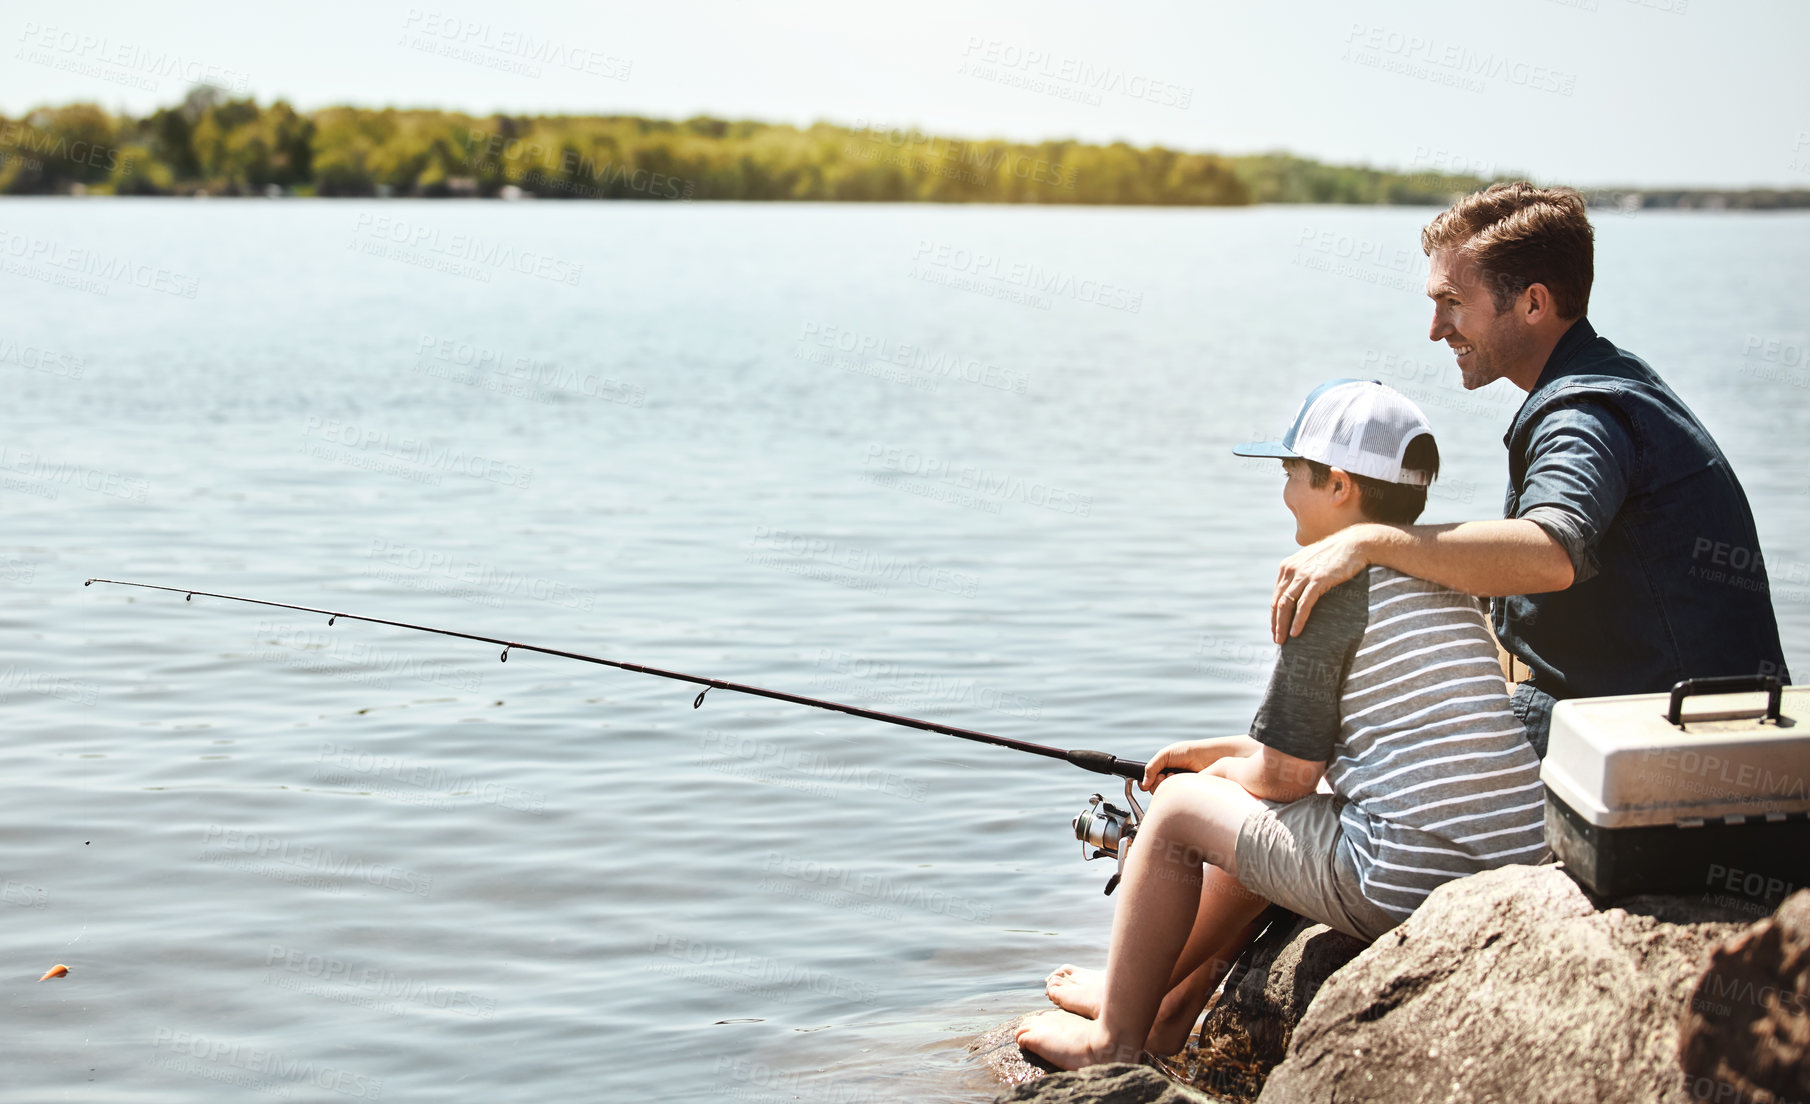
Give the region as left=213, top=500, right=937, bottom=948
left=1044, top=965, right=1104, bottom=1018
left=1014, top=1010, right=1136, bottom=1071
left=1043, top=966, right=1203, bottom=1056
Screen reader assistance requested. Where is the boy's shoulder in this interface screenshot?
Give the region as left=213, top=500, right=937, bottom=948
left=1361, top=565, right=1484, bottom=611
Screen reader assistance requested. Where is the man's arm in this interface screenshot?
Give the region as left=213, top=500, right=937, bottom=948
left=1272, top=398, right=1633, bottom=643
left=1270, top=519, right=1574, bottom=643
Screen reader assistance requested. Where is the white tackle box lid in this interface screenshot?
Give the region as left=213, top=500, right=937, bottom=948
left=1541, top=679, right=1809, bottom=830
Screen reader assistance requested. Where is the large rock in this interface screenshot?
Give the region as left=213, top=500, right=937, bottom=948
left=994, top=1063, right=1223, bottom=1104
left=1678, top=889, right=1810, bottom=1104
left=1257, top=864, right=1750, bottom=1104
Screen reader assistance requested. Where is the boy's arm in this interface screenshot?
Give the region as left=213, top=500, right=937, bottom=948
left=1240, top=573, right=1365, bottom=785
left=1141, top=735, right=1262, bottom=792
left=1205, top=745, right=1326, bottom=802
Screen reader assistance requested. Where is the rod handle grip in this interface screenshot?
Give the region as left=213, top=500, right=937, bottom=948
left=1066, top=748, right=1147, bottom=779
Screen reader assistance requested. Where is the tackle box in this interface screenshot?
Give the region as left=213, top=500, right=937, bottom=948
left=1542, top=676, right=1810, bottom=906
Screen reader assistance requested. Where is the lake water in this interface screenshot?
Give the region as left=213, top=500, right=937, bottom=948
left=2, top=199, right=1806, bottom=1103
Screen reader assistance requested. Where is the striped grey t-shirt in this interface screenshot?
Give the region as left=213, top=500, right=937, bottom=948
left=1248, top=565, right=1547, bottom=920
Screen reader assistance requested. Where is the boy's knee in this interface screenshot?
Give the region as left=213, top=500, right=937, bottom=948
left=1142, top=774, right=1250, bottom=868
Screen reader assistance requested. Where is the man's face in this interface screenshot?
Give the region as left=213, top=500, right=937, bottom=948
left=1425, top=248, right=1536, bottom=391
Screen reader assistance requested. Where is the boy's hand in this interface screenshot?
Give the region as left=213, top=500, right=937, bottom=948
left=1141, top=740, right=1228, bottom=792
left=1273, top=527, right=1373, bottom=643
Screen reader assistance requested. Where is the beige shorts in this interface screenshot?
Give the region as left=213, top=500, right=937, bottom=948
left=1233, top=794, right=1401, bottom=942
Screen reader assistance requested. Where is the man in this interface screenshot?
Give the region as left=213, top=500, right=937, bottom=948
left=1271, top=182, right=1790, bottom=756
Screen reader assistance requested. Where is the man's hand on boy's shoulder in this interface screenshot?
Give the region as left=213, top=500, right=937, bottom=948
left=1273, top=527, right=1377, bottom=644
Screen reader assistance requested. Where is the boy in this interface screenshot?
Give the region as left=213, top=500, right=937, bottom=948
left=1018, top=379, right=1547, bottom=1070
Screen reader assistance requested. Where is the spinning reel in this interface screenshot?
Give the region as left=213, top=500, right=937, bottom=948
left=1072, top=777, right=1147, bottom=895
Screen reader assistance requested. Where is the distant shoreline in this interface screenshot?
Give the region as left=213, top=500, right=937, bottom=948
left=9, top=91, right=1806, bottom=208
left=10, top=191, right=1810, bottom=211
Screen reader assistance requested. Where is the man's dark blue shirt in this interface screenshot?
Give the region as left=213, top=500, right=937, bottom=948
left=1496, top=318, right=1791, bottom=755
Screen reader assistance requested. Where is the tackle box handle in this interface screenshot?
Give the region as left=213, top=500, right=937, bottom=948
left=1666, top=675, right=1784, bottom=727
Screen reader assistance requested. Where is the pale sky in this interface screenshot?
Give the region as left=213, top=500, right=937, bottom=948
left=7, top=0, right=1809, bottom=189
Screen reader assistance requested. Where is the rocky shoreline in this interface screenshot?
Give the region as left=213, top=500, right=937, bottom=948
left=974, top=865, right=1809, bottom=1104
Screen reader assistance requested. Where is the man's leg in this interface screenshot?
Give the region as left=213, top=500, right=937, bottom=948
left=1016, top=774, right=1271, bottom=1070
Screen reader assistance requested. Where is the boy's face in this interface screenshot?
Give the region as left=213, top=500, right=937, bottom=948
left=1281, top=459, right=1363, bottom=546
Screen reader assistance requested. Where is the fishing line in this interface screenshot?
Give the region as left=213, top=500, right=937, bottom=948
left=83, top=577, right=1149, bottom=782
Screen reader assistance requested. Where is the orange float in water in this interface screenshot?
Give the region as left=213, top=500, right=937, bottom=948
left=38, top=964, right=68, bottom=981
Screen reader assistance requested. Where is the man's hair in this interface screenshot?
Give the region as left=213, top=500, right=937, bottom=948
left=1300, top=434, right=1441, bottom=525
left=1421, top=182, right=1594, bottom=320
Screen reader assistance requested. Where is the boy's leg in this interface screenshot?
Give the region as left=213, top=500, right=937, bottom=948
left=1143, top=910, right=1267, bottom=1056
left=1016, top=774, right=1271, bottom=1070
left=1044, top=887, right=1265, bottom=1031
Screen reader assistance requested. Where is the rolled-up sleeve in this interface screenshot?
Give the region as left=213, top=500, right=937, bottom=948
left=1517, top=400, right=1634, bottom=585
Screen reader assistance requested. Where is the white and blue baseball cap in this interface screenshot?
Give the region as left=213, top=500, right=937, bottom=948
left=1233, top=379, right=1436, bottom=487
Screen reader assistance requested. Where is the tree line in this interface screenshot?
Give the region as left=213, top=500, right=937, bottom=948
left=2, top=88, right=1802, bottom=208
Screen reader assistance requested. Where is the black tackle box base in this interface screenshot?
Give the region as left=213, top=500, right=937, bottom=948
left=1546, top=793, right=1810, bottom=908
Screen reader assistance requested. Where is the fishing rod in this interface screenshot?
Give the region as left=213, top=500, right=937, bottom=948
left=85, top=578, right=1151, bottom=891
